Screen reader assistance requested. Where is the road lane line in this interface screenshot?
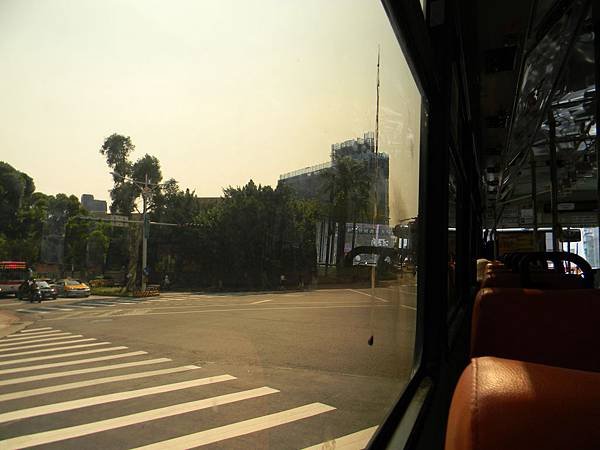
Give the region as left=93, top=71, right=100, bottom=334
left=0, top=338, right=95, bottom=352
left=0, top=342, right=110, bottom=358
left=134, top=402, right=336, bottom=449
left=347, top=288, right=389, bottom=303
left=1, top=332, right=72, bottom=342
left=302, top=426, right=379, bottom=450
left=0, top=374, right=236, bottom=423
left=347, top=289, right=416, bottom=310
left=0, top=351, right=148, bottom=375
left=17, top=309, right=50, bottom=314
left=2, top=387, right=278, bottom=449
left=0, top=365, right=200, bottom=402
left=250, top=299, right=272, bottom=305
left=0, top=335, right=83, bottom=348
left=42, top=304, right=392, bottom=321
left=0, top=346, right=129, bottom=367
left=19, top=327, right=54, bottom=333
left=0, top=358, right=171, bottom=387
left=0, top=301, right=23, bottom=306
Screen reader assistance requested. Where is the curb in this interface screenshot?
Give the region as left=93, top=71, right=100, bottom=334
left=0, top=310, right=31, bottom=339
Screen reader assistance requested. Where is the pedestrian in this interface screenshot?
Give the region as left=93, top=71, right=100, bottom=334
left=163, top=274, right=170, bottom=291
left=279, top=274, right=286, bottom=290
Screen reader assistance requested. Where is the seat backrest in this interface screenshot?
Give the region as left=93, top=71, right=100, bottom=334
left=471, top=288, right=600, bottom=371
left=445, top=357, right=600, bottom=450
left=481, top=270, right=588, bottom=289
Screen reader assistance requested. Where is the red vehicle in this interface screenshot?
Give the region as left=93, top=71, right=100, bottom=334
left=0, top=261, right=31, bottom=296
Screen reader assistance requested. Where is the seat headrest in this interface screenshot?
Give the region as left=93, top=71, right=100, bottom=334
left=446, top=357, right=600, bottom=450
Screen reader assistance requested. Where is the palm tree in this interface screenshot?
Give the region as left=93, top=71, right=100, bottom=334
left=321, top=156, right=372, bottom=268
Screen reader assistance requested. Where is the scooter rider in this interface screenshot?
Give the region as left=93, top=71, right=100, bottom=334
left=24, top=277, right=41, bottom=303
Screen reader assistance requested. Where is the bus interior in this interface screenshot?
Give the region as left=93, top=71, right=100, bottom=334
left=376, top=0, right=600, bottom=449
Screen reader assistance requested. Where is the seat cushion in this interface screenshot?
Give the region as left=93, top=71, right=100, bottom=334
left=445, top=357, right=600, bottom=450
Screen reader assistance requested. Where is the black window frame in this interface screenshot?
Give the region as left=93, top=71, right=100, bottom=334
left=369, top=0, right=450, bottom=448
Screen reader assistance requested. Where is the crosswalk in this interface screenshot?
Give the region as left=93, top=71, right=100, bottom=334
left=0, top=326, right=377, bottom=449
left=15, top=297, right=154, bottom=315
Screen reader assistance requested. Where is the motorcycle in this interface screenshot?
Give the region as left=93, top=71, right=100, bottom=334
left=29, top=287, right=42, bottom=303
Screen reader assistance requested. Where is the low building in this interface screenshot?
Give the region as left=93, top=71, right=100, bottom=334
left=81, top=194, right=108, bottom=214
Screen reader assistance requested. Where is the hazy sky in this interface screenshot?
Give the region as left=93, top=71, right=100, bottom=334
left=0, top=0, right=421, bottom=220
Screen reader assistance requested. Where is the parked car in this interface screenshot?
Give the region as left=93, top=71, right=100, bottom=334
left=54, top=279, right=91, bottom=297
left=18, top=280, right=57, bottom=301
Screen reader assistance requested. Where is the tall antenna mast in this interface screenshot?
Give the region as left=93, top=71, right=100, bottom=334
left=375, top=45, right=380, bottom=157
left=368, top=45, right=381, bottom=347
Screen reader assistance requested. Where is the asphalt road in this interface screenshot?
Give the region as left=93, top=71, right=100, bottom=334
left=0, top=285, right=417, bottom=449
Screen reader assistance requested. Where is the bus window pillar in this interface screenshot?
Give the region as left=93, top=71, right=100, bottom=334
left=594, top=0, right=600, bottom=267
left=530, top=149, right=539, bottom=250
left=548, top=111, right=560, bottom=251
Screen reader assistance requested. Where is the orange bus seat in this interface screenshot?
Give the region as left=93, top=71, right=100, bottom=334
left=445, top=357, right=600, bottom=450
left=481, top=271, right=588, bottom=289
left=471, top=288, right=600, bottom=372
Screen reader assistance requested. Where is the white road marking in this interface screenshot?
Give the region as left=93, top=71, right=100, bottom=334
left=0, top=357, right=171, bottom=387
left=1, top=302, right=24, bottom=306
left=0, top=338, right=97, bottom=353
left=0, top=351, right=147, bottom=375
left=347, top=289, right=416, bottom=310
left=1, top=331, right=72, bottom=342
left=0, top=365, right=200, bottom=402
left=33, top=306, right=74, bottom=312
left=58, top=304, right=390, bottom=318
left=18, top=309, right=53, bottom=314
left=0, top=346, right=129, bottom=367
left=347, top=289, right=389, bottom=303
left=83, top=302, right=117, bottom=307
left=134, top=402, right=336, bottom=449
left=3, top=387, right=278, bottom=449
left=4, top=329, right=64, bottom=339
left=0, top=341, right=109, bottom=357
left=0, top=335, right=83, bottom=348
left=0, top=374, right=235, bottom=423
left=302, top=426, right=379, bottom=450
left=19, top=327, right=54, bottom=333
left=95, top=310, right=124, bottom=318
left=250, top=299, right=272, bottom=304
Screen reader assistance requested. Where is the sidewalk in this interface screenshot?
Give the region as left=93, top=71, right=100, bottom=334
left=0, top=310, right=29, bottom=339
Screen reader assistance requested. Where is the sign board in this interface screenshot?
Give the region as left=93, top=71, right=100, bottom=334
left=557, top=203, right=576, bottom=211
left=560, top=229, right=582, bottom=242
left=498, top=232, right=537, bottom=255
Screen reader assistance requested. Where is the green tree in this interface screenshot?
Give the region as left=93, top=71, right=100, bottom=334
left=0, top=162, right=35, bottom=238
left=190, top=181, right=317, bottom=289
left=100, top=134, right=163, bottom=292
left=321, top=156, right=372, bottom=267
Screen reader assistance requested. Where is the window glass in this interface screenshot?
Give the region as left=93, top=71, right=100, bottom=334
left=448, top=159, right=458, bottom=314
left=0, top=0, right=422, bottom=447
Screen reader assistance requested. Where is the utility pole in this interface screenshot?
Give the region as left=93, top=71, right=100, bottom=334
left=142, top=173, right=149, bottom=291
left=111, top=171, right=166, bottom=292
